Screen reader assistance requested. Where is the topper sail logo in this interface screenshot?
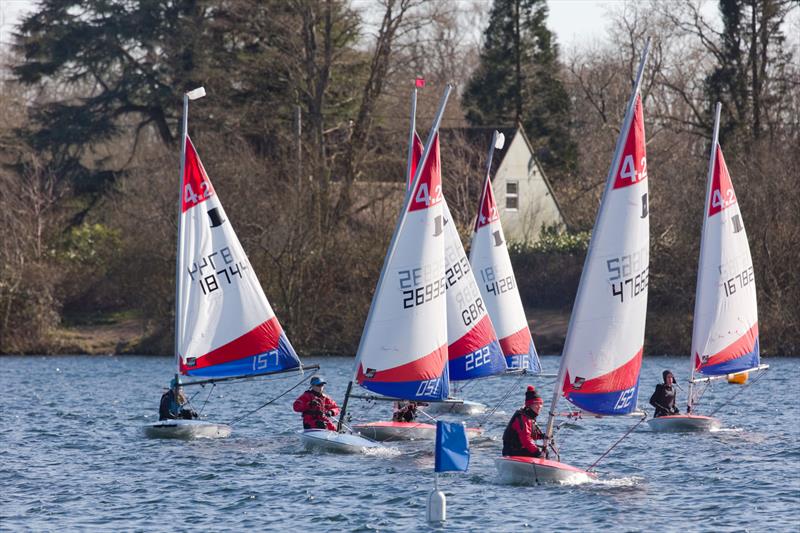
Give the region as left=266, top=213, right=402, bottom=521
left=207, top=207, right=226, bottom=228
left=493, top=230, right=504, bottom=247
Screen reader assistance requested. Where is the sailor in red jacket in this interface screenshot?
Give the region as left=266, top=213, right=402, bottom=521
left=293, top=376, right=340, bottom=431
left=502, top=386, right=545, bottom=457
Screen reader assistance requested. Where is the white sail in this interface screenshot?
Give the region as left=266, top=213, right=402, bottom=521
left=177, top=138, right=300, bottom=378
left=544, top=41, right=651, bottom=425
left=353, top=133, right=449, bottom=401
left=469, top=136, right=540, bottom=373
left=442, top=197, right=506, bottom=381
left=690, top=104, right=759, bottom=377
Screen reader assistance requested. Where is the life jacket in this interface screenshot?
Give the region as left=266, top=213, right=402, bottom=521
left=293, top=390, right=340, bottom=430
left=502, top=408, right=542, bottom=456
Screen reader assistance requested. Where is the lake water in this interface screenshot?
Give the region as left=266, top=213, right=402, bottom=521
left=1, top=355, right=798, bottom=532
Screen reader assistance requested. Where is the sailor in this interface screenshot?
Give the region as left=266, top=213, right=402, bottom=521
left=649, top=370, right=680, bottom=417
left=501, top=386, right=545, bottom=457
left=159, top=379, right=198, bottom=420
left=391, top=401, right=428, bottom=423
left=293, top=376, right=340, bottom=431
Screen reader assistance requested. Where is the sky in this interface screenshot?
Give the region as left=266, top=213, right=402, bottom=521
left=0, top=0, right=617, bottom=51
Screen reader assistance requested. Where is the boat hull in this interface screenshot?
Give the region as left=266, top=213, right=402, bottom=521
left=297, top=429, right=384, bottom=454
left=647, top=414, right=721, bottom=432
left=143, top=419, right=232, bottom=439
left=351, top=421, right=482, bottom=441
left=424, top=400, right=487, bottom=415
left=495, top=456, right=595, bottom=484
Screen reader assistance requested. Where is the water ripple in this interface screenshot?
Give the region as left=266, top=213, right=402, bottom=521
left=0, top=355, right=797, bottom=532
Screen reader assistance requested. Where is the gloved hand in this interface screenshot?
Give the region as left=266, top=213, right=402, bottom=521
left=326, top=410, right=335, bottom=417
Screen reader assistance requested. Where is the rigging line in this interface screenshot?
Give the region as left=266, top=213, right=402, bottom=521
left=708, top=369, right=769, bottom=417
left=198, top=383, right=215, bottom=416
left=476, top=370, right=528, bottom=429
left=227, top=371, right=315, bottom=426
left=586, top=413, right=648, bottom=472
left=692, top=380, right=712, bottom=409
left=417, top=408, right=439, bottom=424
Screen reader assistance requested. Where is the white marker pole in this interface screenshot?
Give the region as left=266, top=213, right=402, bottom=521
left=426, top=472, right=446, bottom=523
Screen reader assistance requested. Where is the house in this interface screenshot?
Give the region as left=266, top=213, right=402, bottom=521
left=347, top=123, right=566, bottom=245
left=489, top=126, right=566, bottom=244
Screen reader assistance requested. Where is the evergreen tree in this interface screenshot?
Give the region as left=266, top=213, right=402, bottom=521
left=705, top=0, right=798, bottom=142
left=10, top=0, right=365, bottom=204
left=462, top=0, right=576, bottom=177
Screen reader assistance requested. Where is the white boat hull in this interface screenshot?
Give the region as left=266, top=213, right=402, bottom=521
left=424, top=400, right=487, bottom=415
left=351, top=421, right=482, bottom=442
left=647, top=414, right=721, bottom=433
left=297, top=429, right=384, bottom=454
left=143, top=419, right=232, bottom=439
left=495, top=456, right=595, bottom=484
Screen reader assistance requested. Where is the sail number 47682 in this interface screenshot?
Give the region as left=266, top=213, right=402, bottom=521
left=607, top=249, right=649, bottom=303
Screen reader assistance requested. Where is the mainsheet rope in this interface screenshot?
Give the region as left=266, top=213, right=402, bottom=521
left=227, top=371, right=317, bottom=426
left=586, top=413, right=648, bottom=472
left=476, top=370, right=529, bottom=429
left=198, top=383, right=215, bottom=416
left=708, top=368, right=769, bottom=417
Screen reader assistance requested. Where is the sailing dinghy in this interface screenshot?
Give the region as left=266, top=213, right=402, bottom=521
left=648, top=103, right=768, bottom=433
left=431, top=130, right=547, bottom=417
left=469, top=131, right=541, bottom=375
left=302, top=86, right=459, bottom=452
left=353, top=101, right=496, bottom=438
left=496, top=43, right=651, bottom=483
left=146, top=88, right=313, bottom=439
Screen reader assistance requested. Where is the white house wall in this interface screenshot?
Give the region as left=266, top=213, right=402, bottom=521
left=494, top=130, right=565, bottom=244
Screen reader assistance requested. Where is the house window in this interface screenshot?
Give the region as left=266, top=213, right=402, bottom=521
left=506, top=181, right=519, bottom=210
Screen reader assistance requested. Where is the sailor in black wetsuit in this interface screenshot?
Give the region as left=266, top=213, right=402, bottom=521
left=649, top=370, right=680, bottom=417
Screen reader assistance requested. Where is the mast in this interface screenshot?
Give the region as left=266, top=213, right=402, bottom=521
left=337, top=84, right=452, bottom=432
left=543, top=40, right=650, bottom=454
left=405, top=87, right=418, bottom=191
left=687, top=102, right=722, bottom=412
left=174, top=87, right=205, bottom=388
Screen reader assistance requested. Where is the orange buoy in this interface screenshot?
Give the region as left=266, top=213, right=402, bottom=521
left=727, top=372, right=748, bottom=384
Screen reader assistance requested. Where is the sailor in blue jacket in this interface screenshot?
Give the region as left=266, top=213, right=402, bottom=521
left=159, top=379, right=198, bottom=420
